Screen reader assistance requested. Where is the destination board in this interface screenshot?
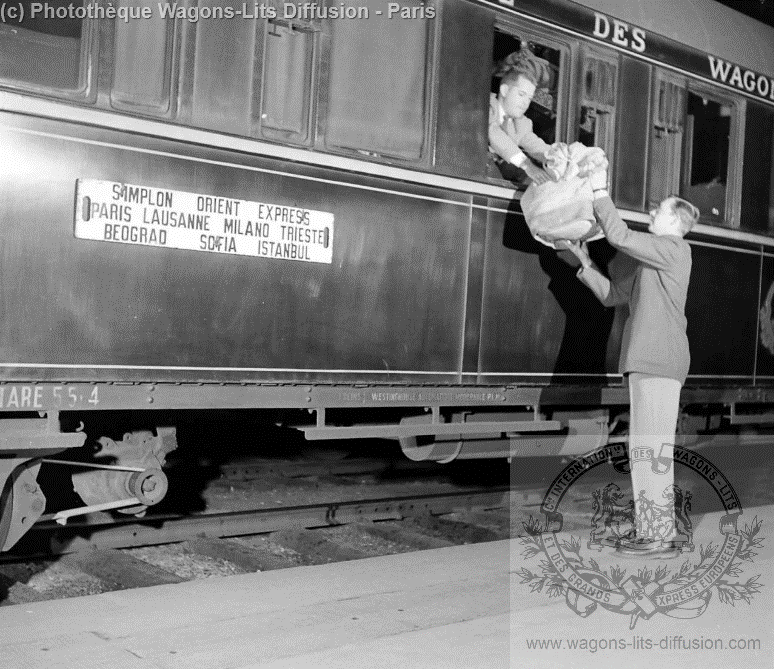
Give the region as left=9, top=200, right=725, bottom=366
left=74, top=179, right=335, bottom=264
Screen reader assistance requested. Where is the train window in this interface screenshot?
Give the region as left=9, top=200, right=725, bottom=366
left=0, top=0, right=89, bottom=92
left=111, top=6, right=175, bottom=113
left=649, top=75, right=742, bottom=226
left=489, top=28, right=564, bottom=184
left=324, top=0, right=431, bottom=160
left=578, top=48, right=617, bottom=173
left=186, top=6, right=258, bottom=135
left=648, top=72, right=687, bottom=210
left=741, top=102, right=774, bottom=234
left=681, top=88, right=738, bottom=225
left=260, top=20, right=315, bottom=142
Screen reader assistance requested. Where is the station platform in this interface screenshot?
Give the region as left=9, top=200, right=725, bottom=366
left=511, top=503, right=774, bottom=669
left=0, top=505, right=771, bottom=668
left=0, top=538, right=510, bottom=669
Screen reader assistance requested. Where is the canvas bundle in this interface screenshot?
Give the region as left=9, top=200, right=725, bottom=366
left=520, top=143, right=608, bottom=249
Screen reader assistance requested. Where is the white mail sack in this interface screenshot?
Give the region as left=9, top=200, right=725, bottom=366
left=520, top=177, right=602, bottom=247
left=520, top=143, right=608, bottom=249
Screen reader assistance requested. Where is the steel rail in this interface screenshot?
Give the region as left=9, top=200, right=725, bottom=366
left=217, top=456, right=442, bottom=480
left=4, top=487, right=512, bottom=559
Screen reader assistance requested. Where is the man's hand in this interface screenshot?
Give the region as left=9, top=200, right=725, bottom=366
left=589, top=168, right=608, bottom=191
left=563, top=240, right=592, bottom=269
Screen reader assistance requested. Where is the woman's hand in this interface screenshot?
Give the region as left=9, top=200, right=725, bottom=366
left=522, top=161, right=552, bottom=185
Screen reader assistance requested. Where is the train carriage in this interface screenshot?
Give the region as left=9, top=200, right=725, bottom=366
left=0, top=0, right=773, bottom=551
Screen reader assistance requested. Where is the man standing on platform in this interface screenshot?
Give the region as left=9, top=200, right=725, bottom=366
left=565, top=175, right=700, bottom=558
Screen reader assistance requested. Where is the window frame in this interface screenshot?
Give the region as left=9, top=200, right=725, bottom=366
left=681, top=78, right=745, bottom=229
left=486, top=16, right=574, bottom=186
left=256, top=16, right=320, bottom=147
left=314, top=1, right=438, bottom=165
left=576, top=44, right=618, bottom=178
left=0, top=14, right=96, bottom=101
left=177, top=9, right=264, bottom=136
left=108, top=14, right=180, bottom=116
left=647, top=68, right=688, bottom=211
left=740, top=100, right=774, bottom=235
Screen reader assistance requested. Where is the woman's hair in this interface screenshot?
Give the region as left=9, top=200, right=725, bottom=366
left=669, top=197, right=701, bottom=235
left=495, top=41, right=551, bottom=89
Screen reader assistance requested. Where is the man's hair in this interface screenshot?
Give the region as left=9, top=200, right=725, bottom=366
left=668, top=196, right=700, bottom=236
left=501, top=62, right=541, bottom=88
left=495, top=42, right=550, bottom=89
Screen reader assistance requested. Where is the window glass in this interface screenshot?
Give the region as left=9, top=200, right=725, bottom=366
left=489, top=29, right=561, bottom=185
left=648, top=74, right=686, bottom=210
left=741, top=102, right=774, bottom=234
left=189, top=3, right=256, bottom=135
left=771, top=146, right=774, bottom=231
left=112, top=1, right=172, bottom=112
left=682, top=92, right=732, bottom=222
left=261, top=20, right=314, bottom=140
left=0, top=0, right=86, bottom=91
left=325, top=0, right=430, bottom=160
left=578, top=50, right=617, bottom=169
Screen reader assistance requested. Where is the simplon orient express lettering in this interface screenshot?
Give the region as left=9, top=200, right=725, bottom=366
left=74, top=179, right=335, bottom=264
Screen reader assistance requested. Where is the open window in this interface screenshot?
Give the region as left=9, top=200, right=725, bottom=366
left=681, top=83, right=742, bottom=226
left=0, top=0, right=91, bottom=94
left=488, top=27, right=564, bottom=185
left=683, top=92, right=733, bottom=222
left=649, top=72, right=742, bottom=227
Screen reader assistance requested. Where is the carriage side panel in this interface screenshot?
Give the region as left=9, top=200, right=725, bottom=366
left=0, top=115, right=470, bottom=383
left=684, top=243, right=759, bottom=382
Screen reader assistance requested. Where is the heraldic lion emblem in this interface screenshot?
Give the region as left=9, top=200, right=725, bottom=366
left=589, top=483, right=635, bottom=547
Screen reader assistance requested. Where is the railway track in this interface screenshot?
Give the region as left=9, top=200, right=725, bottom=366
left=8, top=487, right=513, bottom=557
left=5, top=436, right=768, bottom=608
left=0, top=453, right=524, bottom=606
